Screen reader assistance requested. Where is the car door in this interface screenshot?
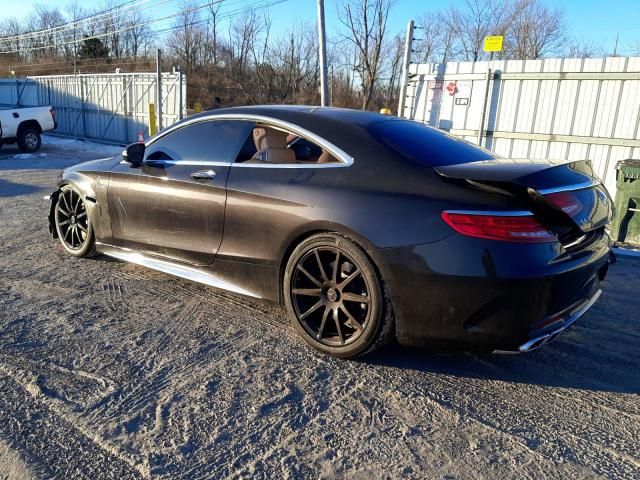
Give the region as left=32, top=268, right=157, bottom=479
left=107, top=119, right=253, bottom=266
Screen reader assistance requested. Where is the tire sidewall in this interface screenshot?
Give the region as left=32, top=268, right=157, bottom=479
left=19, top=128, right=41, bottom=153
left=54, top=185, right=95, bottom=257
left=284, top=233, right=383, bottom=358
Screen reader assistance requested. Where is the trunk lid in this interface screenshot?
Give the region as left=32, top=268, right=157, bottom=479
left=434, top=158, right=614, bottom=242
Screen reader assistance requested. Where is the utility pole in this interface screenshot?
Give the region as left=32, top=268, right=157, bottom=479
left=397, top=20, right=415, bottom=118
left=317, top=0, right=329, bottom=107
left=156, top=48, right=163, bottom=130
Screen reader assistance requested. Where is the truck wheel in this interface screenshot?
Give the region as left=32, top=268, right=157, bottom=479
left=18, top=128, right=41, bottom=153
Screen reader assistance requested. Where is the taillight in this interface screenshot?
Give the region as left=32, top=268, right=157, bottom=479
left=441, top=211, right=557, bottom=243
left=544, top=191, right=583, bottom=217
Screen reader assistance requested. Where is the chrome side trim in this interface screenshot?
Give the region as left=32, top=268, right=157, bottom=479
left=494, top=288, right=602, bottom=354
left=444, top=209, right=534, bottom=216
left=230, top=161, right=348, bottom=169
left=563, top=234, right=587, bottom=249
left=537, top=180, right=600, bottom=195
left=139, top=159, right=349, bottom=169
left=96, top=243, right=261, bottom=299
left=147, top=113, right=354, bottom=168
left=150, top=160, right=231, bottom=167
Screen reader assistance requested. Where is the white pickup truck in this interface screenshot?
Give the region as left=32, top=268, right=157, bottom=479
left=0, top=106, right=57, bottom=153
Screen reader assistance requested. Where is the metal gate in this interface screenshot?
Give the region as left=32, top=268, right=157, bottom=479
left=0, top=72, right=186, bottom=145
left=400, top=56, right=640, bottom=198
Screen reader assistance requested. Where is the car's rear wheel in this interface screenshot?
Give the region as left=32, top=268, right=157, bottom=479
left=18, top=128, right=41, bottom=153
left=284, top=233, right=393, bottom=358
left=54, top=185, right=96, bottom=258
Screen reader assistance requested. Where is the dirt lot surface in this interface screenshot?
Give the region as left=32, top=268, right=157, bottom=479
left=1, top=136, right=639, bottom=479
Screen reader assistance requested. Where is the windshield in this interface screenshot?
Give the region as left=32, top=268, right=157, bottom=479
left=369, top=119, right=496, bottom=166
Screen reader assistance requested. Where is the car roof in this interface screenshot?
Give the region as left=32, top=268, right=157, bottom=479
left=189, top=105, right=396, bottom=127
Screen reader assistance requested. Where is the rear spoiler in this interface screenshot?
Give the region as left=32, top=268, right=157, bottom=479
left=434, top=159, right=609, bottom=243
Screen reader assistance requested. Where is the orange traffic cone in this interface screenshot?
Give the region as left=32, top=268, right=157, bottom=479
left=138, top=131, right=144, bottom=142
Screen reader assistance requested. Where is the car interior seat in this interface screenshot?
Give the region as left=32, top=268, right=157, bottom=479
left=250, top=127, right=296, bottom=164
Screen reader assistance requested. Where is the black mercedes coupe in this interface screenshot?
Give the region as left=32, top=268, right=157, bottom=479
left=48, top=106, right=613, bottom=358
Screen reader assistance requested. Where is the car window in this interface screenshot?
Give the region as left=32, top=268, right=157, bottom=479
left=145, top=120, right=253, bottom=163
left=235, top=126, right=339, bottom=165
left=368, top=119, right=497, bottom=166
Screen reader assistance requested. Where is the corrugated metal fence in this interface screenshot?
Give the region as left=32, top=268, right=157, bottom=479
left=401, top=56, right=640, bottom=197
left=0, top=72, right=186, bottom=145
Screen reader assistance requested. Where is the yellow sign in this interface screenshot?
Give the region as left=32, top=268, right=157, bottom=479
left=483, top=35, right=504, bottom=52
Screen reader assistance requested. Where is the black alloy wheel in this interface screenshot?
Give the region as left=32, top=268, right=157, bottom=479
left=284, top=233, right=392, bottom=358
left=54, top=185, right=96, bottom=257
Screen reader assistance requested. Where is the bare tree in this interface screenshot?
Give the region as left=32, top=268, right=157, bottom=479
left=564, top=39, right=600, bottom=59
left=101, top=1, right=126, bottom=58
left=122, top=9, right=153, bottom=57
left=205, top=0, right=222, bottom=65
left=505, top=0, right=566, bottom=59
left=416, top=11, right=459, bottom=63
left=382, top=34, right=404, bottom=108
left=0, top=19, right=23, bottom=60
left=629, top=40, right=640, bottom=56
left=166, top=2, right=206, bottom=74
left=338, top=0, right=394, bottom=110
left=441, top=0, right=511, bottom=62
left=34, top=4, right=65, bottom=58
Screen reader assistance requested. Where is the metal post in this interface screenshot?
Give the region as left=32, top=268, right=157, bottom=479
left=80, top=76, right=87, bottom=138
left=477, top=68, right=492, bottom=147
left=178, top=67, right=184, bottom=120
left=397, top=20, right=415, bottom=118
left=156, top=48, right=163, bottom=130
left=317, top=0, right=329, bottom=107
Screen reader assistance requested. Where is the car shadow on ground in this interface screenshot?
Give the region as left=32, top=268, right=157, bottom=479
left=363, top=259, right=640, bottom=395
left=0, top=178, right=44, bottom=198
left=364, top=340, right=638, bottom=394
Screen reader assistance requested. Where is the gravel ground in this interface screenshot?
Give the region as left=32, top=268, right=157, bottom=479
left=0, top=136, right=639, bottom=479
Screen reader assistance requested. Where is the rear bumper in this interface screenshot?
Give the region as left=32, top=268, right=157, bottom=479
left=369, top=231, right=611, bottom=351
left=494, top=288, right=601, bottom=353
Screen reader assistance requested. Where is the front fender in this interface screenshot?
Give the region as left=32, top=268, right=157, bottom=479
left=48, top=172, right=104, bottom=240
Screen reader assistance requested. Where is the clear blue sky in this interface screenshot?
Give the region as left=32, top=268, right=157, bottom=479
left=3, top=0, right=640, bottom=55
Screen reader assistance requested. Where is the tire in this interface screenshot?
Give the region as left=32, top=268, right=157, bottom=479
left=54, top=185, right=96, bottom=258
left=284, top=233, right=394, bottom=359
left=17, top=128, right=41, bottom=153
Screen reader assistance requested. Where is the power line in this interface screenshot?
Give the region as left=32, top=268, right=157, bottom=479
left=154, top=0, right=286, bottom=34
left=0, top=0, right=284, bottom=55
left=0, top=0, right=222, bottom=54
left=7, top=55, right=154, bottom=69
left=0, top=0, right=158, bottom=43
left=0, top=0, right=175, bottom=46
left=12, top=61, right=153, bottom=72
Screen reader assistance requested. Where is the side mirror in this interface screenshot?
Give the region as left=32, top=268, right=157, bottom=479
left=122, top=142, right=145, bottom=166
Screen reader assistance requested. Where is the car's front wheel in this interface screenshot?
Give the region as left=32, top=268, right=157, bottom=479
left=284, top=233, right=393, bottom=358
left=54, top=185, right=96, bottom=258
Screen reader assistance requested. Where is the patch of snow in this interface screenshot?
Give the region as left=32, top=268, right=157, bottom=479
left=42, top=135, right=123, bottom=156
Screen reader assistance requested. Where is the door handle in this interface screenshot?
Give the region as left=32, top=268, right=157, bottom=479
left=191, top=169, right=217, bottom=180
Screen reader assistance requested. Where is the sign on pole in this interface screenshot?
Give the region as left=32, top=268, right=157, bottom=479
left=483, top=35, right=504, bottom=52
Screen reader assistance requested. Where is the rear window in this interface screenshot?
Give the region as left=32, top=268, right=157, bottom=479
left=368, top=119, right=496, bottom=166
